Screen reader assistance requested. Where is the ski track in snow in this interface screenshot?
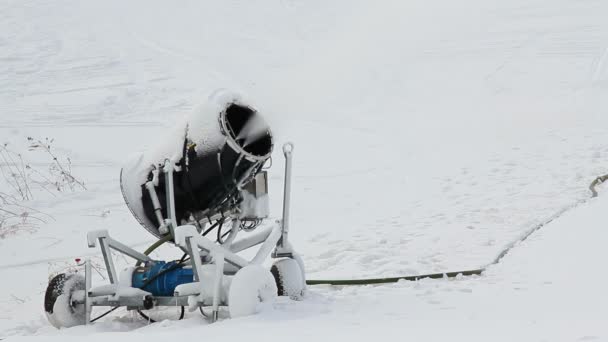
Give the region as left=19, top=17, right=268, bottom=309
left=1, top=0, right=608, bottom=340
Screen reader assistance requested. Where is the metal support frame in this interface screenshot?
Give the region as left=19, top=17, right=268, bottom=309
left=81, top=142, right=302, bottom=324
left=88, top=295, right=189, bottom=308
left=87, top=230, right=153, bottom=285
left=173, top=222, right=282, bottom=322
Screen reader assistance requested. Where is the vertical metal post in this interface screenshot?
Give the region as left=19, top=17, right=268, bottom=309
left=211, top=252, right=224, bottom=323
left=84, top=259, right=92, bottom=325
left=279, top=143, right=294, bottom=250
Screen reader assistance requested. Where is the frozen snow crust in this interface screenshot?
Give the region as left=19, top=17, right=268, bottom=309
left=1, top=0, right=608, bottom=340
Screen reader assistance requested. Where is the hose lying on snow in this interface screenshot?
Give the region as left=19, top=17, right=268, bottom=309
left=589, top=174, right=608, bottom=198
left=305, top=172, right=608, bottom=286
left=306, top=269, right=484, bottom=285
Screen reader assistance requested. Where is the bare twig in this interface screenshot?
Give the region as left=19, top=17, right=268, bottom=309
left=0, top=145, right=30, bottom=200
left=0, top=137, right=86, bottom=239
left=10, top=294, right=25, bottom=304
left=0, top=198, right=43, bottom=238
left=27, top=138, right=87, bottom=192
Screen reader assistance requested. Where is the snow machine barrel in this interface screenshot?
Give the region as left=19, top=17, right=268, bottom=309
left=120, top=92, right=273, bottom=238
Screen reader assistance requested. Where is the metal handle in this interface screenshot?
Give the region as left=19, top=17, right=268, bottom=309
left=283, top=142, right=294, bottom=157
left=279, top=142, right=294, bottom=250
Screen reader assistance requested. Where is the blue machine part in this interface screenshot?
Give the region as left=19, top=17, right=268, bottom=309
left=132, top=261, right=194, bottom=297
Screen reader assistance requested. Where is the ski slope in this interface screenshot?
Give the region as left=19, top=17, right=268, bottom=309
left=1, top=0, right=608, bottom=340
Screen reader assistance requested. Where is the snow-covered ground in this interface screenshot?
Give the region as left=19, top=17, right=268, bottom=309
left=1, top=0, right=608, bottom=340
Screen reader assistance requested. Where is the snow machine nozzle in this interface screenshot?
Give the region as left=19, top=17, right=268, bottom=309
left=44, top=91, right=306, bottom=328
left=120, top=92, right=275, bottom=238
left=222, top=103, right=273, bottom=160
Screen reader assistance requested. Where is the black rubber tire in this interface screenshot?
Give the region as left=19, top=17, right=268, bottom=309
left=44, top=273, right=68, bottom=314
left=44, top=273, right=87, bottom=328
left=270, top=258, right=305, bottom=300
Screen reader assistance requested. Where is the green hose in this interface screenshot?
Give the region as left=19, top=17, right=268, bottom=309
left=143, top=234, right=173, bottom=255
left=135, top=234, right=173, bottom=267
left=306, top=269, right=483, bottom=286
left=306, top=173, right=608, bottom=286
left=589, top=173, right=608, bottom=197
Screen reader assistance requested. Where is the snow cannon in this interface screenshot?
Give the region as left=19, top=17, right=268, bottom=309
left=44, top=91, right=306, bottom=328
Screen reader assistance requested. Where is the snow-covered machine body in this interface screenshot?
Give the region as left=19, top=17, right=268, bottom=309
left=120, top=91, right=273, bottom=238
left=44, top=91, right=306, bottom=328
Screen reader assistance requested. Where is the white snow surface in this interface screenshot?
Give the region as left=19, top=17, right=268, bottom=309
left=1, top=0, right=608, bottom=340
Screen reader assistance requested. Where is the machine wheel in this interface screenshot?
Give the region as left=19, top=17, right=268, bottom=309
left=44, top=273, right=88, bottom=328
left=270, top=258, right=305, bottom=300
left=228, top=265, right=277, bottom=318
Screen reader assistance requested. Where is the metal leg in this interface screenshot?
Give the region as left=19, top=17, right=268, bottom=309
left=211, top=252, right=224, bottom=322
left=98, top=237, right=117, bottom=284
left=186, top=236, right=204, bottom=283
left=84, top=259, right=92, bottom=325
left=183, top=234, right=209, bottom=310
left=252, top=224, right=282, bottom=264
left=274, top=142, right=295, bottom=257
